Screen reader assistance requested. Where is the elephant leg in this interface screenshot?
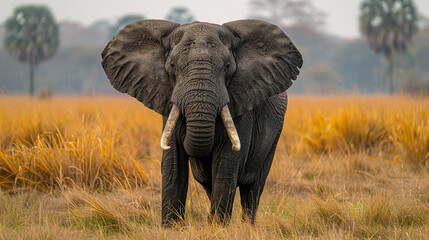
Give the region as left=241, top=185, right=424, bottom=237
left=191, top=152, right=238, bottom=224
left=239, top=183, right=261, bottom=224
left=209, top=172, right=238, bottom=224
left=189, top=155, right=213, bottom=199
left=161, top=120, right=189, bottom=226
left=240, top=136, right=279, bottom=224
left=208, top=114, right=252, bottom=224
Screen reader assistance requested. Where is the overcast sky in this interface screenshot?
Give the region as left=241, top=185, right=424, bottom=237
left=1, top=0, right=429, bottom=39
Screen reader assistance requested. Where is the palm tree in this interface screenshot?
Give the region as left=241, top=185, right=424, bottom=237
left=3, top=5, right=59, bottom=95
left=359, top=0, right=418, bottom=94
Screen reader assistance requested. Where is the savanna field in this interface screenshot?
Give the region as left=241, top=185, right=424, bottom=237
left=0, top=95, right=429, bottom=239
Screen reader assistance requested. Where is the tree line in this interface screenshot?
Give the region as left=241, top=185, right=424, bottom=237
left=1, top=1, right=429, bottom=95
left=0, top=6, right=195, bottom=96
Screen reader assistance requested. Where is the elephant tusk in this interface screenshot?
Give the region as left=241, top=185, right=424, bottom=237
left=220, top=105, right=241, bottom=152
left=160, top=104, right=180, bottom=150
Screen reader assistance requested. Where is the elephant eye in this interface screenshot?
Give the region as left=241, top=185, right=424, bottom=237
left=225, top=62, right=231, bottom=73
left=171, top=63, right=176, bottom=69
left=184, top=41, right=194, bottom=47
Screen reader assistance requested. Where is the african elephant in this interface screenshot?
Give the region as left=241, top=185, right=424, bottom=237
left=101, top=19, right=302, bottom=225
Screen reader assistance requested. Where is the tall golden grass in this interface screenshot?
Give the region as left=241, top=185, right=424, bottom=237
left=281, top=95, right=429, bottom=166
left=0, top=96, right=161, bottom=192
left=0, top=94, right=429, bottom=239
left=1, top=95, right=428, bottom=190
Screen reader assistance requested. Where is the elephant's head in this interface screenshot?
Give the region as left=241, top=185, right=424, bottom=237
left=101, top=19, right=302, bottom=157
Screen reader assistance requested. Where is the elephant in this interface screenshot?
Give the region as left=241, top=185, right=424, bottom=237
left=101, top=19, right=302, bottom=225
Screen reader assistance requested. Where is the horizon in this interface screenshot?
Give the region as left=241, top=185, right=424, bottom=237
left=1, top=0, right=429, bottom=39
left=1, top=0, right=428, bottom=95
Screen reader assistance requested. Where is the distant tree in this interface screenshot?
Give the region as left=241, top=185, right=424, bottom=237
left=332, top=39, right=383, bottom=91
left=414, top=26, right=429, bottom=77
left=0, top=25, right=4, bottom=47
left=282, top=24, right=337, bottom=67
left=359, top=0, right=418, bottom=93
left=300, top=65, right=341, bottom=93
left=110, top=14, right=145, bottom=39
left=91, top=20, right=111, bottom=32
left=3, top=5, right=59, bottom=95
left=418, top=15, right=429, bottom=29
left=60, top=22, right=110, bottom=47
left=165, top=7, right=195, bottom=25
left=396, top=25, right=429, bottom=92
left=249, top=0, right=325, bottom=28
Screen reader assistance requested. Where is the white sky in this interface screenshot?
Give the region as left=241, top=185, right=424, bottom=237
left=1, top=0, right=429, bottom=39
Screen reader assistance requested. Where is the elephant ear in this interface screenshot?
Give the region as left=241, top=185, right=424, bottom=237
left=223, top=20, right=303, bottom=117
left=101, top=20, right=179, bottom=116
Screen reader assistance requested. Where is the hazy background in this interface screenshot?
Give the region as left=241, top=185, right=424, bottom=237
left=1, top=0, right=429, bottom=95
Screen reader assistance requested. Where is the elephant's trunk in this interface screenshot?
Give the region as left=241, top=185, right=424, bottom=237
left=182, top=93, right=218, bottom=157
left=169, top=63, right=217, bottom=157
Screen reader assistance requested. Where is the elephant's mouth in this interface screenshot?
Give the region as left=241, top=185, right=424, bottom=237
left=160, top=104, right=241, bottom=152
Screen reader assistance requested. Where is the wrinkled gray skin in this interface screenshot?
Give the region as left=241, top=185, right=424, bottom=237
left=101, top=19, right=302, bottom=225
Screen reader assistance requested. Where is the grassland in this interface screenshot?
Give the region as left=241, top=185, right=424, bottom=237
left=0, top=95, right=428, bottom=239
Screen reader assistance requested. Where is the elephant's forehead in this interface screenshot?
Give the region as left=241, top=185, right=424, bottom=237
left=181, top=23, right=222, bottom=37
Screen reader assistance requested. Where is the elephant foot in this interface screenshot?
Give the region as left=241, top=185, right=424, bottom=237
left=161, top=207, right=186, bottom=227
left=241, top=210, right=257, bottom=225
left=161, top=216, right=186, bottom=228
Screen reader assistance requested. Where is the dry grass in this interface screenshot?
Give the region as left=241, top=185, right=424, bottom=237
left=0, top=94, right=429, bottom=239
